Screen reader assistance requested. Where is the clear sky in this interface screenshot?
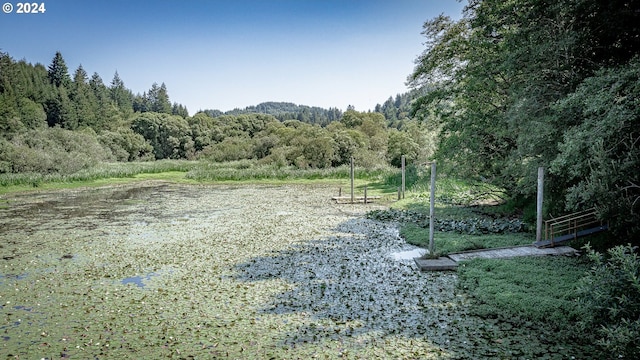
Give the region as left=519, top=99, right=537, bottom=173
left=0, top=0, right=465, bottom=114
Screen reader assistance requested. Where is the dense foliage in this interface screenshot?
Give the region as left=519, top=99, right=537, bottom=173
left=408, top=0, right=640, bottom=243
left=577, top=244, right=640, bottom=358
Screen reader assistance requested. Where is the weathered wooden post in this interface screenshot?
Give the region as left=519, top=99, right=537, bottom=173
left=536, top=166, right=544, bottom=242
left=350, top=157, right=355, bottom=204
left=429, top=162, right=436, bottom=254
left=338, top=187, right=342, bottom=197
left=401, top=155, right=406, bottom=199
left=364, top=185, right=368, bottom=204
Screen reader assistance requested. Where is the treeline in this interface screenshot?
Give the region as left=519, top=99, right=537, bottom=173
left=408, top=0, right=639, bottom=242
left=206, top=102, right=344, bottom=127
left=0, top=51, right=189, bottom=133
left=201, top=90, right=428, bottom=131
left=0, top=50, right=436, bottom=174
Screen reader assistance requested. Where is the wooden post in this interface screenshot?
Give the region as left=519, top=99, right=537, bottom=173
left=429, top=162, right=436, bottom=254
left=536, top=166, right=544, bottom=242
left=397, top=187, right=401, bottom=200
left=338, top=187, right=341, bottom=197
left=364, top=186, right=368, bottom=204
left=401, top=155, right=406, bottom=199
left=350, top=157, right=354, bottom=204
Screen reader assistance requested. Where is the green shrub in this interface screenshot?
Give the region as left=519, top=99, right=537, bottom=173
left=98, top=128, right=154, bottom=161
left=199, top=136, right=253, bottom=162
left=577, top=244, right=640, bottom=358
left=0, top=127, right=111, bottom=174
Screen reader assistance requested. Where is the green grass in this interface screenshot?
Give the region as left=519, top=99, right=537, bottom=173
left=400, top=223, right=532, bottom=255
left=458, top=256, right=590, bottom=329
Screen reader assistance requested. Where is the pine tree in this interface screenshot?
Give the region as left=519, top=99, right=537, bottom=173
left=172, top=102, right=189, bottom=118
left=47, top=51, right=70, bottom=88
left=71, top=65, right=97, bottom=128
left=133, top=92, right=149, bottom=113
left=156, top=83, right=172, bottom=113
left=110, top=71, right=132, bottom=112
left=91, top=72, right=121, bottom=130
left=45, top=86, right=75, bottom=128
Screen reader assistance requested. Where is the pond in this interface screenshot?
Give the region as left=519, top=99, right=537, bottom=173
left=0, top=183, right=578, bottom=358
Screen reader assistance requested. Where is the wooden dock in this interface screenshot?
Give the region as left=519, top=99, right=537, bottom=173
left=415, top=245, right=579, bottom=271
left=331, top=196, right=381, bottom=204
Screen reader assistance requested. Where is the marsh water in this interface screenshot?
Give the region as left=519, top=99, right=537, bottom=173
left=1, top=183, right=584, bottom=358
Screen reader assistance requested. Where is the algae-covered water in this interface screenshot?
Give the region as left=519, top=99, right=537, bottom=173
left=0, top=183, right=580, bottom=359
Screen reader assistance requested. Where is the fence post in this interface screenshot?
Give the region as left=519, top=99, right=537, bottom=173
left=364, top=186, right=368, bottom=204
left=401, top=155, right=406, bottom=199
left=429, top=162, right=436, bottom=254
left=536, top=167, right=544, bottom=242
left=350, top=157, right=354, bottom=204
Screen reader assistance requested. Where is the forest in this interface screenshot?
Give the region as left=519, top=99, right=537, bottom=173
left=1, top=0, right=638, bottom=244
left=0, top=50, right=432, bottom=172
left=408, top=0, right=639, bottom=244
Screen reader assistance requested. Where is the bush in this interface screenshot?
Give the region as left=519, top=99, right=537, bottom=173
left=98, top=128, right=154, bottom=161
left=0, top=127, right=112, bottom=174
left=577, top=244, right=640, bottom=358
left=200, top=136, right=253, bottom=162
left=131, top=112, right=194, bottom=160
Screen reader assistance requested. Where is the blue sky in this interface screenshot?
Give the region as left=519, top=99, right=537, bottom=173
left=1, top=0, right=465, bottom=113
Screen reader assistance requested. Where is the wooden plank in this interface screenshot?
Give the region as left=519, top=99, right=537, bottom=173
left=415, top=257, right=458, bottom=271
left=447, top=245, right=578, bottom=262
left=332, top=196, right=381, bottom=201
left=417, top=245, right=579, bottom=271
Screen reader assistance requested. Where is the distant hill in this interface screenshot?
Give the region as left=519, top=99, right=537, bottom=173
left=201, top=88, right=428, bottom=128
left=202, top=102, right=343, bottom=126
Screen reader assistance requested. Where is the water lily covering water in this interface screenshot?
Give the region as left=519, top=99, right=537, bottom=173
left=0, top=183, right=579, bottom=358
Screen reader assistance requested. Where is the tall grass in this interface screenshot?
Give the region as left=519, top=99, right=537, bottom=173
left=0, top=160, right=199, bottom=187
left=186, top=162, right=395, bottom=182
left=0, top=159, right=397, bottom=188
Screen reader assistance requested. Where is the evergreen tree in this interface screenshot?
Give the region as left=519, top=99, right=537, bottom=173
left=132, top=92, right=149, bottom=113
left=71, top=65, right=98, bottom=128
left=0, top=52, right=15, bottom=96
left=47, top=51, right=70, bottom=88
left=109, top=71, right=132, bottom=112
left=172, top=102, right=189, bottom=118
left=91, top=72, right=121, bottom=130
left=155, top=83, right=172, bottom=113
left=45, top=85, right=75, bottom=128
